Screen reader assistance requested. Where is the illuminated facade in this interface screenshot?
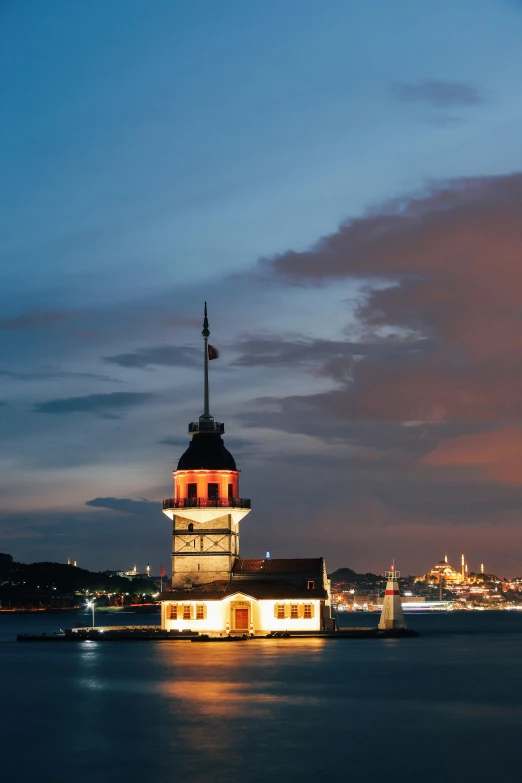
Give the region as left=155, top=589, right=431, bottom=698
left=161, top=559, right=329, bottom=634
left=415, top=553, right=465, bottom=585
left=160, top=305, right=331, bottom=635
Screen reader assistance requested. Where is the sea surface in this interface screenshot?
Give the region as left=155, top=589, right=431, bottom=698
left=2, top=610, right=522, bottom=783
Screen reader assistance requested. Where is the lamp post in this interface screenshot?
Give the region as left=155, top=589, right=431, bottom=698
left=86, top=598, right=96, bottom=629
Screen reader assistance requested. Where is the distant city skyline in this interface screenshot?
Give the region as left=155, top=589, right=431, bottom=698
left=2, top=1, right=522, bottom=574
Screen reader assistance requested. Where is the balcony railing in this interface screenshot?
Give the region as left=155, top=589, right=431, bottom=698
left=188, top=420, right=225, bottom=434
left=163, top=497, right=251, bottom=510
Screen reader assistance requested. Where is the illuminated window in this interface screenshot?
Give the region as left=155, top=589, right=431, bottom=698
left=169, top=605, right=177, bottom=620
left=188, top=483, right=197, bottom=499
left=277, top=604, right=285, bottom=619
left=304, top=604, right=312, bottom=618
left=208, top=483, right=218, bottom=500
left=290, top=604, right=298, bottom=618
left=196, top=605, right=204, bottom=620
left=183, top=605, right=191, bottom=620
left=307, top=580, right=315, bottom=589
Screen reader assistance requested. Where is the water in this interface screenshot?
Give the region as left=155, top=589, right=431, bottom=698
left=2, top=611, right=522, bottom=783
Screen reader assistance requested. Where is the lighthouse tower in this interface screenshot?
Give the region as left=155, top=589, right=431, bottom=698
left=162, top=304, right=251, bottom=587
left=378, top=564, right=406, bottom=631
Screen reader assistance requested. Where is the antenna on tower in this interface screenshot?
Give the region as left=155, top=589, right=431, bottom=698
left=187, top=303, right=222, bottom=436
left=202, top=301, right=210, bottom=419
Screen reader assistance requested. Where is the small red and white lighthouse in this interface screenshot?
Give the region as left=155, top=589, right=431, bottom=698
left=378, top=564, right=406, bottom=631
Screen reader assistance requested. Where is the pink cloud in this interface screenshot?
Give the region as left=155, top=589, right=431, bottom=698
left=422, top=425, right=522, bottom=484
left=262, top=173, right=522, bottom=424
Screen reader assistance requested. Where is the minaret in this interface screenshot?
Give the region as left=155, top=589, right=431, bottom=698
left=378, top=564, right=406, bottom=631
left=162, top=304, right=251, bottom=587
left=461, top=553, right=465, bottom=580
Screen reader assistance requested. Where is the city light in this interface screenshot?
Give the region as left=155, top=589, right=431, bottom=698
left=86, top=598, right=96, bottom=629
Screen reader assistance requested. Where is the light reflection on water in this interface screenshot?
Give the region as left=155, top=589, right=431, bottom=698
left=153, top=640, right=331, bottom=774
left=2, top=614, right=522, bottom=782
left=162, top=678, right=304, bottom=716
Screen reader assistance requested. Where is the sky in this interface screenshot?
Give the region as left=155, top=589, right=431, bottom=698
left=2, top=0, right=522, bottom=577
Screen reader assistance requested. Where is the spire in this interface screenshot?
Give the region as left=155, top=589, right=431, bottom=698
left=202, top=301, right=210, bottom=339
left=202, top=301, right=210, bottom=419
left=187, top=303, right=225, bottom=435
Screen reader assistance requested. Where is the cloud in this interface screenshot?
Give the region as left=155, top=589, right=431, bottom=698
left=33, top=392, right=154, bottom=415
left=239, top=395, right=489, bottom=452
left=375, top=478, right=522, bottom=518
left=243, top=171, right=522, bottom=511
left=421, top=425, right=522, bottom=484
left=260, top=174, right=522, bottom=426
left=0, top=368, right=118, bottom=382
left=85, top=497, right=159, bottom=514
left=392, top=79, right=484, bottom=108
left=232, top=335, right=435, bottom=382
left=0, top=310, right=71, bottom=331
left=0, top=502, right=170, bottom=571
left=104, top=345, right=198, bottom=369
left=233, top=337, right=352, bottom=372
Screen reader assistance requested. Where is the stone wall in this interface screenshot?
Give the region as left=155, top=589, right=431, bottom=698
left=172, top=512, right=237, bottom=587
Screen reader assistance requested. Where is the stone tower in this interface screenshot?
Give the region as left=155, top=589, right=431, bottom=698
left=162, top=304, right=251, bottom=587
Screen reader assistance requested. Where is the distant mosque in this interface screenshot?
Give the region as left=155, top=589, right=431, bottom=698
left=160, top=305, right=333, bottom=635
left=416, top=553, right=467, bottom=585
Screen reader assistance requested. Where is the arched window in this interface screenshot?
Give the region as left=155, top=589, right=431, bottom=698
left=188, top=523, right=194, bottom=533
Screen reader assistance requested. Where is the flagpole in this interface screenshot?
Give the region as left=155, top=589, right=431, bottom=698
left=202, top=301, right=210, bottom=418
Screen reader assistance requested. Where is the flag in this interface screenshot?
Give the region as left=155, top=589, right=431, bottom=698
left=160, top=564, right=166, bottom=577
left=208, top=344, right=219, bottom=360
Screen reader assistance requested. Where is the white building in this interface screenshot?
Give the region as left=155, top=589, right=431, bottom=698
left=161, top=558, right=330, bottom=634
left=160, top=305, right=331, bottom=635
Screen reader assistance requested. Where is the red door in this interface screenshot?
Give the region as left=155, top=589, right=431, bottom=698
left=235, top=608, right=249, bottom=629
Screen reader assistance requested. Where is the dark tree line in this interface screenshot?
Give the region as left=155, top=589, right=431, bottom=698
left=328, top=567, right=386, bottom=586
left=0, top=553, right=156, bottom=608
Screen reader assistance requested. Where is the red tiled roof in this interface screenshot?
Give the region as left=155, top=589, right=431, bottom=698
left=232, top=558, right=324, bottom=575
left=160, top=579, right=328, bottom=601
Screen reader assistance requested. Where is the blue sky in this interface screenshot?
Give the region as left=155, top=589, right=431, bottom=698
left=2, top=0, right=522, bottom=576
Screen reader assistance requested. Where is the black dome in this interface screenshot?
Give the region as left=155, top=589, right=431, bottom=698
left=177, top=433, right=237, bottom=471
